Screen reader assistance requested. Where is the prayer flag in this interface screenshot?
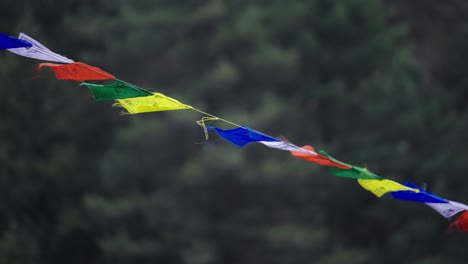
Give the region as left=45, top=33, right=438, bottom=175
left=0, top=33, right=32, bottom=49
left=115, top=93, right=192, bottom=114
left=7, top=33, right=74, bottom=63
left=80, top=80, right=152, bottom=101
left=329, top=166, right=382, bottom=179
left=391, top=181, right=448, bottom=203
left=318, top=151, right=380, bottom=178
left=391, top=182, right=467, bottom=218
left=357, top=178, right=419, bottom=197
left=207, top=126, right=280, bottom=147
left=259, top=141, right=317, bottom=153
left=450, top=211, right=468, bottom=232
left=426, top=201, right=466, bottom=218
left=38, top=62, right=115, bottom=82
left=290, top=146, right=352, bottom=170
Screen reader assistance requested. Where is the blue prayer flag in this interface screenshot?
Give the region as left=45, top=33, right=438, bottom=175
left=207, top=126, right=280, bottom=147
left=391, top=181, right=448, bottom=203
left=0, top=33, right=32, bottom=49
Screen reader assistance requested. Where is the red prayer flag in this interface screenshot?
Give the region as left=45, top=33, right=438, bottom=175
left=290, top=145, right=351, bottom=169
left=450, top=211, right=468, bottom=232
left=38, top=62, right=115, bottom=82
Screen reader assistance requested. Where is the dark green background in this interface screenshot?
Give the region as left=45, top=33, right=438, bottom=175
left=1, top=0, right=468, bottom=263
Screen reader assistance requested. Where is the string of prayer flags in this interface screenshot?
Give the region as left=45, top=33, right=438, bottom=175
left=206, top=126, right=322, bottom=154
left=207, top=127, right=353, bottom=171
left=207, top=126, right=281, bottom=147
left=7, top=33, right=74, bottom=63
left=0, top=33, right=32, bottom=49
left=4, top=31, right=468, bottom=232
left=450, top=211, right=468, bottom=232
left=115, top=93, right=192, bottom=114
left=207, top=127, right=364, bottom=173
left=357, top=178, right=419, bottom=197
left=391, top=181, right=448, bottom=203
left=80, top=80, right=152, bottom=101
left=290, top=146, right=352, bottom=170
left=38, top=62, right=116, bottom=82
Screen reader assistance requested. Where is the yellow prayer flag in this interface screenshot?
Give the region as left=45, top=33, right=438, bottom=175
left=357, top=178, right=419, bottom=198
left=115, top=93, right=193, bottom=114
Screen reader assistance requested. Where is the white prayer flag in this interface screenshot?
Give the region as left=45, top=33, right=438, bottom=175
left=426, top=200, right=468, bottom=218
left=7, top=33, right=74, bottom=63
left=259, top=141, right=317, bottom=154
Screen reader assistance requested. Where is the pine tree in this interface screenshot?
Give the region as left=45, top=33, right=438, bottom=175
left=5, top=0, right=468, bottom=263
left=0, top=3, right=115, bottom=263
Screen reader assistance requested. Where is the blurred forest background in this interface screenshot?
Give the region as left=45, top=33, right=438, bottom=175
left=1, top=0, right=468, bottom=263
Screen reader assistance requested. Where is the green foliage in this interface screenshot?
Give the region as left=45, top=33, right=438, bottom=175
left=0, top=4, right=114, bottom=263
left=2, top=0, right=468, bottom=263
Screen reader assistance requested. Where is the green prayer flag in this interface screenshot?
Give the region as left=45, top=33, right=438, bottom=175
left=319, top=150, right=382, bottom=180
left=329, top=166, right=382, bottom=180
left=80, top=80, right=152, bottom=101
